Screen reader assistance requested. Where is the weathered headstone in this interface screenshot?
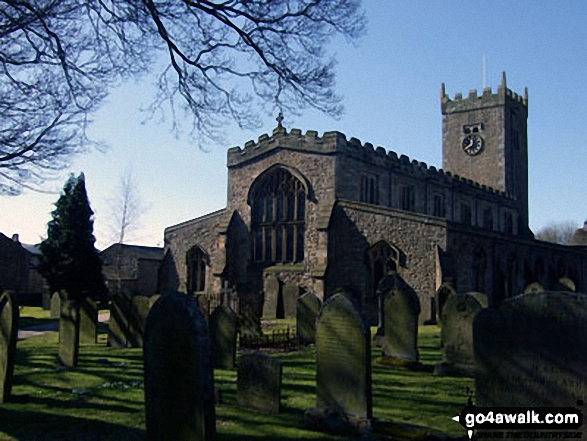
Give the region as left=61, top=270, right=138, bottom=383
left=475, top=292, right=587, bottom=439
left=282, top=283, right=299, bottom=319
left=523, top=282, right=544, bottom=294
left=59, top=298, right=80, bottom=367
left=305, top=293, right=373, bottom=436
left=79, top=297, right=98, bottom=345
left=237, top=354, right=282, bottom=414
left=195, top=294, right=210, bottom=320
left=238, top=305, right=263, bottom=337
left=380, top=274, right=420, bottom=366
left=144, top=292, right=216, bottom=441
left=1, top=290, right=18, bottom=403
left=262, top=275, right=280, bottom=319
left=434, top=293, right=483, bottom=377
left=554, top=277, right=575, bottom=292
left=209, top=305, right=237, bottom=369
left=296, top=292, right=321, bottom=344
left=50, top=292, right=62, bottom=318
left=108, top=293, right=132, bottom=348
left=436, top=282, right=457, bottom=323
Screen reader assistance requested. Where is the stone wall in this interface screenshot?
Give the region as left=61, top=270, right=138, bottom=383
left=326, top=201, right=447, bottom=324
left=162, top=209, right=229, bottom=295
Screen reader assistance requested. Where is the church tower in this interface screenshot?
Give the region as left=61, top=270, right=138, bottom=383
left=441, top=73, right=530, bottom=235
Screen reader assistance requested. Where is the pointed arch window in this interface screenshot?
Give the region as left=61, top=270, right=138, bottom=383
left=251, top=168, right=306, bottom=264
left=187, top=245, right=208, bottom=293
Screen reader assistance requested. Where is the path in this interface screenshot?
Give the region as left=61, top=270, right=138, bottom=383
left=17, top=311, right=110, bottom=340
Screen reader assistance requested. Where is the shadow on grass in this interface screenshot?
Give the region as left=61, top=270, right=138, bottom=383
left=0, top=408, right=144, bottom=441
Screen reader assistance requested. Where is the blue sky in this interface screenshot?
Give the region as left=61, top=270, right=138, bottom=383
left=2, top=1, right=586, bottom=249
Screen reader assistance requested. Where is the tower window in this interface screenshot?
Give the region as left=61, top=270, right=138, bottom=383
left=504, top=212, right=514, bottom=234
left=460, top=203, right=472, bottom=225
left=483, top=208, right=494, bottom=230
left=400, top=185, right=415, bottom=211
left=433, top=194, right=446, bottom=217
left=360, top=175, right=379, bottom=205
left=251, top=168, right=306, bottom=264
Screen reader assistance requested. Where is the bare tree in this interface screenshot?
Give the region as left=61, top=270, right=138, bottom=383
left=108, top=168, right=149, bottom=244
left=535, top=221, right=577, bottom=245
left=0, top=0, right=365, bottom=195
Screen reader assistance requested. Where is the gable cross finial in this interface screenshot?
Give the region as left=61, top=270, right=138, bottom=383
left=276, top=112, right=284, bottom=128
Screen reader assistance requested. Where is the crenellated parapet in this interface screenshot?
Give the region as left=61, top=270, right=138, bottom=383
left=441, top=72, right=528, bottom=114
left=227, top=123, right=514, bottom=201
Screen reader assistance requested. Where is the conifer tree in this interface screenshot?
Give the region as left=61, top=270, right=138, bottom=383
left=39, top=173, right=105, bottom=301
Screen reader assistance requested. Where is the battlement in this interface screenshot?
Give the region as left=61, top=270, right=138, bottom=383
left=441, top=72, right=528, bottom=114
left=227, top=123, right=514, bottom=201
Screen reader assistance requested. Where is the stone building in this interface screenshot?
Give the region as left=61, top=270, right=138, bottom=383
left=160, top=74, right=587, bottom=324
left=0, top=233, right=48, bottom=305
left=101, top=243, right=164, bottom=298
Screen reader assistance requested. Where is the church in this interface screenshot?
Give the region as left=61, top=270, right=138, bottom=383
left=159, top=73, right=587, bottom=324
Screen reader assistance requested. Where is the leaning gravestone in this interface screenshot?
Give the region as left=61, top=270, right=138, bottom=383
left=380, top=274, right=421, bottom=366
left=436, top=282, right=457, bottom=324
left=1, top=290, right=19, bottom=403
left=282, top=283, right=299, bottom=319
left=50, top=291, right=62, bottom=318
left=108, top=293, right=132, bottom=348
left=144, top=292, right=216, bottom=441
left=79, top=297, right=98, bottom=345
left=475, top=292, right=587, bottom=440
left=434, top=292, right=483, bottom=377
left=209, top=305, right=237, bottom=369
left=262, top=275, right=280, bottom=319
left=237, top=354, right=282, bottom=414
left=305, top=293, right=373, bottom=436
left=523, top=282, right=545, bottom=294
left=59, top=298, right=80, bottom=367
left=296, top=292, right=321, bottom=344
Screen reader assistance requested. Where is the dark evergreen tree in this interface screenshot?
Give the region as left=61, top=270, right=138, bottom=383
left=39, top=173, right=106, bottom=301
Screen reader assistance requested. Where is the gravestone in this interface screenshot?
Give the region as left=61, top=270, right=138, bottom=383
left=465, top=291, right=488, bottom=309
left=436, top=282, right=457, bottom=323
left=434, top=293, right=483, bottom=377
left=129, top=295, right=152, bottom=348
left=380, top=274, right=420, bottom=366
left=262, top=275, right=280, bottom=319
left=305, top=293, right=373, bottom=436
left=282, top=283, right=299, bottom=319
left=1, top=290, right=18, bottom=403
left=108, top=293, right=132, bottom=348
left=237, top=354, right=282, bottom=414
left=554, top=277, right=575, bottom=292
left=523, top=282, right=544, bottom=294
left=59, top=298, right=80, bottom=367
left=296, top=292, right=321, bottom=344
left=209, top=305, right=237, bottom=369
left=373, top=275, right=394, bottom=346
left=238, top=305, right=263, bottom=337
left=144, top=292, right=216, bottom=441
left=50, top=292, right=62, bottom=318
left=79, top=297, right=98, bottom=345
left=475, top=292, right=587, bottom=439
left=195, top=294, right=210, bottom=321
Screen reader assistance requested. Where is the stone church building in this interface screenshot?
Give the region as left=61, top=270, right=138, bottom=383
left=160, top=74, right=587, bottom=324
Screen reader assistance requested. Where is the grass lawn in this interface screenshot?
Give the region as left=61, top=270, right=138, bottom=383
left=1, top=311, right=472, bottom=440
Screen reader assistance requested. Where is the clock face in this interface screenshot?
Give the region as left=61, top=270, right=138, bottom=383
left=462, top=134, right=484, bottom=156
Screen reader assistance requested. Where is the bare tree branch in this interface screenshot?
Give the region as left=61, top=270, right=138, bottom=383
left=0, top=0, right=365, bottom=195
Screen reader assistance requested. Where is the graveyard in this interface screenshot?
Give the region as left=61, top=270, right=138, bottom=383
left=0, top=305, right=473, bottom=441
